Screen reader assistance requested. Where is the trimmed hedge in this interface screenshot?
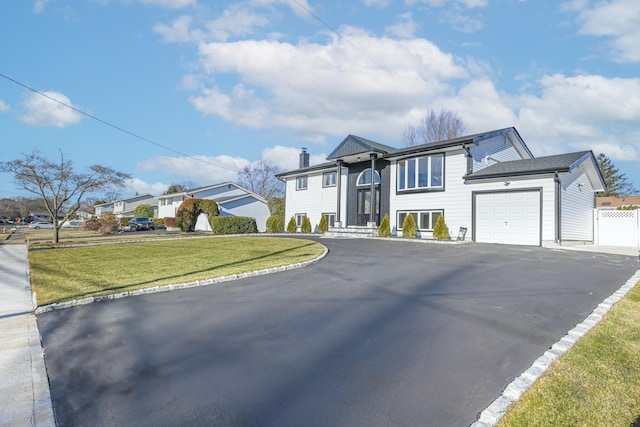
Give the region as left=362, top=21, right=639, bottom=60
left=176, top=198, right=219, bottom=232
left=377, top=213, right=391, bottom=237
left=211, top=216, right=258, bottom=235
left=266, top=212, right=285, bottom=233
left=402, top=214, right=417, bottom=238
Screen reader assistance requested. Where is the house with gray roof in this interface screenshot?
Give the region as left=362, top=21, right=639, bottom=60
left=277, top=127, right=605, bottom=246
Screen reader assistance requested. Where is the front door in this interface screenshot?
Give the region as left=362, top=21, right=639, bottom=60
left=356, top=188, right=380, bottom=225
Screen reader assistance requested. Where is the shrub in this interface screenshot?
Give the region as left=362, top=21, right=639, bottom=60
left=97, top=213, right=121, bottom=235
left=134, top=204, right=154, bottom=218
left=402, top=214, right=417, bottom=238
left=120, top=217, right=132, bottom=227
left=210, top=216, right=258, bottom=235
left=164, top=217, right=177, bottom=229
left=378, top=213, right=391, bottom=237
left=176, top=198, right=219, bottom=232
left=318, top=215, right=328, bottom=234
left=286, top=216, right=297, bottom=233
left=82, top=216, right=101, bottom=231
left=301, top=216, right=312, bottom=233
left=153, top=217, right=164, bottom=227
left=432, top=215, right=450, bottom=240
left=266, top=213, right=285, bottom=233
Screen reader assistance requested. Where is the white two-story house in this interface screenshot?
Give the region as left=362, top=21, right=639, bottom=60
left=276, top=127, right=605, bottom=246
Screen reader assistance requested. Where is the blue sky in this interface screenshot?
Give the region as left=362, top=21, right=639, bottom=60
left=1, top=0, right=639, bottom=200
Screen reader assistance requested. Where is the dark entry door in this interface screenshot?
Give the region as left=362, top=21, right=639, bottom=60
left=356, top=188, right=380, bottom=226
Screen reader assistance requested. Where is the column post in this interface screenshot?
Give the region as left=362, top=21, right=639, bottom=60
left=335, top=160, right=343, bottom=228
left=369, top=153, right=377, bottom=227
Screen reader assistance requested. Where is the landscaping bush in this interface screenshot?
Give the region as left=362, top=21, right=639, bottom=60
left=153, top=217, right=164, bottom=227
left=301, top=216, right=312, bottom=233
left=318, top=215, right=328, bottom=234
left=120, top=217, right=132, bottom=227
left=266, top=213, right=285, bottom=233
left=432, top=215, right=449, bottom=240
left=402, top=214, right=417, bottom=238
left=176, top=198, right=219, bottom=232
left=164, top=217, right=177, bottom=229
left=82, top=216, right=101, bottom=231
left=97, top=212, right=121, bottom=235
left=134, top=204, right=154, bottom=218
left=378, top=213, right=391, bottom=237
left=286, top=216, right=297, bottom=233
left=210, top=216, right=258, bottom=235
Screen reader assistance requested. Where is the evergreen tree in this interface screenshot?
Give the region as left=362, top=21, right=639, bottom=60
left=402, top=214, right=417, bottom=238
left=432, top=215, right=449, bottom=240
left=377, top=213, right=391, bottom=237
left=596, top=153, right=637, bottom=197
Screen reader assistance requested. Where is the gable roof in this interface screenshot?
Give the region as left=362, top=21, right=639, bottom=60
left=327, top=135, right=397, bottom=160
left=156, top=182, right=267, bottom=204
left=465, top=150, right=606, bottom=191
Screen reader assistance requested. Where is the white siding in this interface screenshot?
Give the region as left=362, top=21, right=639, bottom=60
left=470, top=135, right=523, bottom=173
left=284, top=168, right=344, bottom=231
left=560, top=167, right=595, bottom=241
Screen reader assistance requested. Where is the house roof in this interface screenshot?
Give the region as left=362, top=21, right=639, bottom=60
left=465, top=151, right=593, bottom=180
left=596, top=196, right=640, bottom=208
left=326, top=135, right=397, bottom=160
left=156, top=181, right=268, bottom=204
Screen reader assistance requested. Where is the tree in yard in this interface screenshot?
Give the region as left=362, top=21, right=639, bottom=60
left=596, top=153, right=637, bottom=197
left=402, top=214, right=417, bottom=238
left=237, top=161, right=285, bottom=199
left=300, top=216, right=312, bottom=233
left=164, top=183, right=189, bottom=195
left=432, top=215, right=450, bottom=240
left=286, top=216, right=297, bottom=233
left=403, top=108, right=466, bottom=147
left=377, top=213, right=391, bottom=237
left=0, top=151, right=130, bottom=243
left=134, top=203, right=154, bottom=218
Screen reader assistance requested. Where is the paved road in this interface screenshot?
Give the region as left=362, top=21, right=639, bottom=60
left=37, top=238, right=638, bottom=426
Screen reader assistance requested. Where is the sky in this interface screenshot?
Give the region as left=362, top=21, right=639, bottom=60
left=1, top=0, right=639, bottom=200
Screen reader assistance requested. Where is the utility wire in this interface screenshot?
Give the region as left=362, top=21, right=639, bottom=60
left=0, top=72, right=242, bottom=174
left=291, top=0, right=385, bottom=69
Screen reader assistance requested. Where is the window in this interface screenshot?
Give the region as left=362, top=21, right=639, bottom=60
left=296, top=176, right=308, bottom=190
left=295, top=213, right=306, bottom=227
left=323, top=171, right=337, bottom=187
left=397, top=154, right=444, bottom=191
left=357, top=169, right=381, bottom=186
left=322, top=212, right=336, bottom=227
left=397, top=210, right=443, bottom=231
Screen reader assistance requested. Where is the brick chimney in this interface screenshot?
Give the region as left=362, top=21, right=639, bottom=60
left=299, top=147, right=310, bottom=168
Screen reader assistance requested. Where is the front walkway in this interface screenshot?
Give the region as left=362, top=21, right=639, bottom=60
left=0, top=230, right=55, bottom=426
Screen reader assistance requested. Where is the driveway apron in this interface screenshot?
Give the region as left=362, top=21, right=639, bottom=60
left=37, top=238, right=639, bottom=426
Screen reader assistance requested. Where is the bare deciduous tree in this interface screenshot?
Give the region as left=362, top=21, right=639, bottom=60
left=0, top=151, right=131, bottom=243
left=403, top=108, right=466, bottom=147
left=237, top=161, right=284, bottom=200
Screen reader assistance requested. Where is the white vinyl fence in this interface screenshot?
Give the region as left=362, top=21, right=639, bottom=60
left=594, top=209, right=639, bottom=247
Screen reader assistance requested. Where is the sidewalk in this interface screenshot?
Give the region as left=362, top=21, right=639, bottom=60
left=0, top=230, right=55, bottom=426
left=553, top=242, right=640, bottom=257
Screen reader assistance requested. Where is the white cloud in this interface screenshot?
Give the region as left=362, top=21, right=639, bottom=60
left=20, top=91, right=83, bottom=128
left=205, top=4, right=270, bottom=41
left=406, top=0, right=487, bottom=8
left=261, top=145, right=327, bottom=171
left=136, top=154, right=249, bottom=186
left=570, top=0, right=640, bottom=62
left=138, top=0, right=196, bottom=8
left=188, top=30, right=468, bottom=143
left=154, top=15, right=198, bottom=43
left=33, top=0, right=49, bottom=13
left=125, top=178, right=170, bottom=196
left=0, top=100, right=9, bottom=113
left=386, top=12, right=419, bottom=39
left=249, top=0, right=313, bottom=18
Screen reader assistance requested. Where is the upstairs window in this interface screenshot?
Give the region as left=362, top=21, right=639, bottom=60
left=397, top=154, right=444, bottom=191
left=323, top=171, right=337, bottom=187
left=357, top=169, right=381, bottom=187
left=296, top=176, right=308, bottom=190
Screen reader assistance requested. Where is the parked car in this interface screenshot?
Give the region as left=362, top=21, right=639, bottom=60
left=29, top=222, right=54, bottom=229
left=128, top=217, right=156, bottom=231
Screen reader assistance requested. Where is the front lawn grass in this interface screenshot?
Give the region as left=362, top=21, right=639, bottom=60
left=498, top=280, right=640, bottom=427
left=30, top=236, right=324, bottom=306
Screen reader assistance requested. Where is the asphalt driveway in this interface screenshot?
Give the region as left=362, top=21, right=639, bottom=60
left=37, top=238, right=638, bottom=426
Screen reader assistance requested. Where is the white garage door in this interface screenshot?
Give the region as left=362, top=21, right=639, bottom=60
left=475, top=190, right=541, bottom=246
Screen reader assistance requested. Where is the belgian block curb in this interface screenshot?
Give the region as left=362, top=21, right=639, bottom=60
left=470, top=268, right=640, bottom=426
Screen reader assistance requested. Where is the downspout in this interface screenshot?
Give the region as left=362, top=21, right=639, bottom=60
left=555, top=172, right=561, bottom=245
left=335, top=160, right=343, bottom=227
left=370, top=153, right=377, bottom=226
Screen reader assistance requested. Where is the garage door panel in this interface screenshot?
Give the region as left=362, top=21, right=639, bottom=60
left=475, top=191, right=541, bottom=246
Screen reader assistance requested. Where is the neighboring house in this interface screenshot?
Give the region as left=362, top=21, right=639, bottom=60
left=596, top=196, right=640, bottom=210
left=276, top=127, right=605, bottom=246
left=112, top=194, right=158, bottom=218
left=157, top=182, right=271, bottom=232
left=94, top=201, right=114, bottom=217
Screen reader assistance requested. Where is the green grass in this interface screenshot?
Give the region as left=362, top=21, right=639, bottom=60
left=29, top=236, right=325, bottom=306
left=498, top=281, right=640, bottom=427
left=24, top=228, right=175, bottom=247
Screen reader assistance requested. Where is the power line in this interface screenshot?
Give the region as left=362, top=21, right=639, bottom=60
left=0, top=72, right=242, bottom=174
left=291, top=0, right=385, bottom=69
